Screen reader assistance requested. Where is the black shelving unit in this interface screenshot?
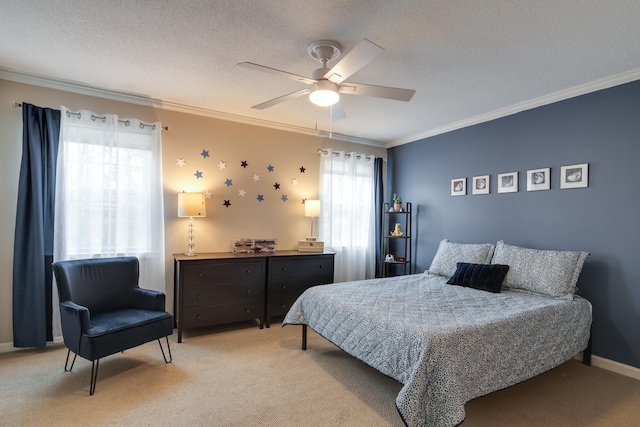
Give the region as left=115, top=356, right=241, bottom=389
left=381, top=202, right=412, bottom=277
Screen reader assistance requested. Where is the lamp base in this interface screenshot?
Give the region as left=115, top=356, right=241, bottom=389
left=184, top=251, right=198, bottom=257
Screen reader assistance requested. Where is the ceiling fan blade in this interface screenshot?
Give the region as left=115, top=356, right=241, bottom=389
left=251, top=88, right=310, bottom=110
left=330, top=103, right=346, bottom=122
left=339, top=82, right=415, bottom=102
left=323, top=39, right=384, bottom=84
left=237, top=62, right=316, bottom=85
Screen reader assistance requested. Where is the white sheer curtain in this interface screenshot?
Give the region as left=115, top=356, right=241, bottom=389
left=52, top=107, right=166, bottom=338
left=319, top=149, right=375, bottom=282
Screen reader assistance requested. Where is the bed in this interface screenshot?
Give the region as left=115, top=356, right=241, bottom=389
left=283, top=240, right=592, bottom=427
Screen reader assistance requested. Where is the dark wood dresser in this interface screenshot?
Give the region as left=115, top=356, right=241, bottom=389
left=266, top=253, right=335, bottom=327
left=174, top=251, right=334, bottom=342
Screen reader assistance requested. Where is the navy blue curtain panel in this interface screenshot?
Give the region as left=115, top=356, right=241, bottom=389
left=374, top=157, right=384, bottom=278
left=12, top=103, right=60, bottom=348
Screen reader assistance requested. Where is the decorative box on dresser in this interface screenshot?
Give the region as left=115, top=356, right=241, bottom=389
left=174, top=251, right=335, bottom=341
left=174, top=253, right=266, bottom=343
left=266, top=252, right=335, bottom=327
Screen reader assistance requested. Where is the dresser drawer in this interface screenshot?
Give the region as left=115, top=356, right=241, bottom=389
left=182, top=301, right=263, bottom=329
left=183, top=281, right=263, bottom=308
left=182, top=260, right=264, bottom=286
left=269, top=256, right=333, bottom=280
left=268, top=277, right=331, bottom=299
left=269, top=296, right=301, bottom=318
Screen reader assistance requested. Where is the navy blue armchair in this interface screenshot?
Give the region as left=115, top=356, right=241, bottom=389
left=52, top=256, right=173, bottom=395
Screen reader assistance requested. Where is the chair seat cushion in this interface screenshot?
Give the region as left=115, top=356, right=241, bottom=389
left=80, top=309, right=173, bottom=360
left=87, top=309, right=172, bottom=337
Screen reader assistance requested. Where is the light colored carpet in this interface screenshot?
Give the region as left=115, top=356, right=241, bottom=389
left=1, top=321, right=639, bottom=427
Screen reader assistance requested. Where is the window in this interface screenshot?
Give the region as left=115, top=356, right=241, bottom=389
left=319, top=150, right=375, bottom=282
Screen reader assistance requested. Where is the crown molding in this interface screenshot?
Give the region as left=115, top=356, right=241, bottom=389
left=391, top=67, right=640, bottom=147
left=0, top=66, right=386, bottom=149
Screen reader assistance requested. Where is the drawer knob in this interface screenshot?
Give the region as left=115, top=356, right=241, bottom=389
left=245, top=309, right=251, bottom=313
left=196, top=314, right=201, bottom=320
left=246, top=289, right=251, bottom=294
left=318, top=265, right=323, bottom=269
left=281, top=285, right=286, bottom=290
left=281, top=267, right=287, bottom=271
left=246, top=270, right=251, bottom=274
left=197, top=293, right=202, bottom=299
left=281, top=304, right=287, bottom=308
left=197, top=273, right=203, bottom=277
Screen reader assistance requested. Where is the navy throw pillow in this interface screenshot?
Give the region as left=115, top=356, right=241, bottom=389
left=447, top=262, right=509, bottom=293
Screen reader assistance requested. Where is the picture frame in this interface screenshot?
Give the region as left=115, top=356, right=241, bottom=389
left=472, top=175, right=490, bottom=195
left=527, top=167, right=551, bottom=191
left=560, top=163, right=588, bottom=189
left=497, top=172, right=518, bottom=194
left=451, top=178, right=466, bottom=196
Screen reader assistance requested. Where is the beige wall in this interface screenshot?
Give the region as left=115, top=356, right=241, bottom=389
left=0, top=78, right=386, bottom=348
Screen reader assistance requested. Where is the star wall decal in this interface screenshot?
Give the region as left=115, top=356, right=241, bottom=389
left=204, top=190, right=212, bottom=199
left=273, top=182, right=280, bottom=190
left=299, top=166, right=306, bottom=173
left=267, top=164, right=274, bottom=172
left=281, top=194, right=288, bottom=202
left=291, top=178, right=298, bottom=185
left=224, top=178, right=233, bottom=187
left=201, top=149, right=210, bottom=158
left=302, top=198, right=307, bottom=204
left=238, top=189, right=246, bottom=197
left=194, top=170, right=203, bottom=179
left=218, top=160, right=227, bottom=170
left=223, top=200, right=231, bottom=207
left=257, top=194, right=264, bottom=202
left=241, top=160, right=248, bottom=168
left=252, top=174, right=260, bottom=182
left=176, top=158, right=185, bottom=167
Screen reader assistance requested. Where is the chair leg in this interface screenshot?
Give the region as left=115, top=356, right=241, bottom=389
left=158, top=336, right=172, bottom=363
left=89, top=359, right=100, bottom=396
left=64, top=349, right=77, bottom=372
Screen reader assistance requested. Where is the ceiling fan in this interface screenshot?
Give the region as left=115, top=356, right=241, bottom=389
left=238, top=39, right=416, bottom=121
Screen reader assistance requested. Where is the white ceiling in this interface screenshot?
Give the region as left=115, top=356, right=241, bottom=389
left=2, top=1, right=640, bottom=146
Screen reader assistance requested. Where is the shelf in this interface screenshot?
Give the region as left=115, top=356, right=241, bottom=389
left=381, top=202, right=412, bottom=277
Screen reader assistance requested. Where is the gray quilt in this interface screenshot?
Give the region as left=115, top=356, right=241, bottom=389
left=283, top=272, right=592, bottom=427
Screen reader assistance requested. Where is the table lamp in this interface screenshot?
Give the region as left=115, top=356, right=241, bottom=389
left=177, top=192, right=206, bottom=256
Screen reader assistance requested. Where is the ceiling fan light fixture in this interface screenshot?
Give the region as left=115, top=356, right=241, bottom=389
left=309, top=80, right=339, bottom=107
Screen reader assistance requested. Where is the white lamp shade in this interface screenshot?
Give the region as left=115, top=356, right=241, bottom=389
left=305, top=199, right=321, bottom=217
left=177, top=192, right=206, bottom=217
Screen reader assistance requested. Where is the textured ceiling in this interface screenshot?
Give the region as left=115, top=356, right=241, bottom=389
left=1, top=1, right=640, bottom=146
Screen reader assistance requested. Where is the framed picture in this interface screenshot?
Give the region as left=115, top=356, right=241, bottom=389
left=560, top=163, right=588, bottom=189
left=498, top=172, right=518, bottom=193
left=472, top=175, right=490, bottom=195
left=451, top=178, right=466, bottom=196
left=527, top=167, right=551, bottom=191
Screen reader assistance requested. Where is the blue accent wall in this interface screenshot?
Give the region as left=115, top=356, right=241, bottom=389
left=388, top=79, right=640, bottom=368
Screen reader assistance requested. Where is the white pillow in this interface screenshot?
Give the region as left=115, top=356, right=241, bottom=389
left=491, top=240, right=589, bottom=299
left=428, top=239, right=495, bottom=277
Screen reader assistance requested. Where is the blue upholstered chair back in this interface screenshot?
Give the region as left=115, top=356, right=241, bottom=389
left=54, top=257, right=140, bottom=314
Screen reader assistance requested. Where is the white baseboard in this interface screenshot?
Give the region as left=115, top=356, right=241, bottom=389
left=590, top=355, right=640, bottom=381
left=0, top=337, right=63, bottom=354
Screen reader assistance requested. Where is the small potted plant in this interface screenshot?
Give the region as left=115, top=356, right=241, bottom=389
left=392, top=193, right=402, bottom=212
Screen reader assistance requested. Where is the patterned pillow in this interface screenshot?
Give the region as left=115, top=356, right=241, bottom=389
left=428, top=239, right=496, bottom=277
left=447, top=262, right=510, bottom=293
left=491, top=240, right=589, bottom=299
